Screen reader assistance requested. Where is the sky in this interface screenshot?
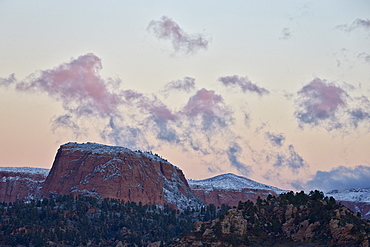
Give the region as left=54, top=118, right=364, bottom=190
left=1, top=1, right=370, bottom=192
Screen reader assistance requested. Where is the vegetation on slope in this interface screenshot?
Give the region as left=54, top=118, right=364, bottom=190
left=1, top=191, right=369, bottom=247
left=174, top=190, right=370, bottom=247
left=0, top=194, right=229, bottom=247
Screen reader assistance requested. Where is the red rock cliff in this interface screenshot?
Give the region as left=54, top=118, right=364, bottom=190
left=41, top=142, right=202, bottom=210
left=191, top=187, right=279, bottom=207
left=0, top=167, right=48, bottom=203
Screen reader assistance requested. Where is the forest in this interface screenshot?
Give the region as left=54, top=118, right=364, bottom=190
left=0, top=194, right=229, bottom=247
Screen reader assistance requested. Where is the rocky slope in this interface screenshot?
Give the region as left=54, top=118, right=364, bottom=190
left=173, top=191, right=370, bottom=247
left=41, top=142, right=202, bottom=211
left=0, top=167, right=49, bottom=203
left=326, top=188, right=370, bottom=220
left=189, top=173, right=287, bottom=207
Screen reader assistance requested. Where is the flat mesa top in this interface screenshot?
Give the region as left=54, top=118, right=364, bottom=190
left=62, top=142, right=171, bottom=164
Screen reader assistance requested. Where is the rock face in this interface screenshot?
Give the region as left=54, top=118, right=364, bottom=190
left=189, top=173, right=286, bottom=207
left=0, top=167, right=49, bottom=203
left=174, top=192, right=370, bottom=247
left=337, top=201, right=370, bottom=220
left=41, top=142, right=203, bottom=210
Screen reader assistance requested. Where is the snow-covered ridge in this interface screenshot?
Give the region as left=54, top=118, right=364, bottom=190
left=326, top=188, right=370, bottom=203
left=0, top=167, right=49, bottom=176
left=188, top=173, right=286, bottom=194
left=63, top=142, right=170, bottom=164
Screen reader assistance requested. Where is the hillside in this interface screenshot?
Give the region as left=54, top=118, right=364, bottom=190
left=189, top=173, right=287, bottom=207
left=1, top=191, right=369, bottom=246
left=174, top=191, right=370, bottom=247
left=0, top=194, right=228, bottom=247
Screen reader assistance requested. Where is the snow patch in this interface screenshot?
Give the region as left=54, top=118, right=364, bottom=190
left=326, top=188, right=370, bottom=203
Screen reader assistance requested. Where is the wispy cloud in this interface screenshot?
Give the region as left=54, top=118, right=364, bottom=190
left=358, top=52, right=370, bottom=63
left=51, top=114, right=85, bottom=138
left=147, top=16, right=210, bottom=54
left=0, top=74, right=16, bottom=87
left=218, top=75, right=269, bottom=96
left=337, top=18, right=370, bottom=33
left=306, top=165, right=370, bottom=192
left=161, top=77, right=195, bottom=96
left=261, top=143, right=310, bottom=190
left=227, top=142, right=251, bottom=176
left=265, top=132, right=285, bottom=147
left=272, top=145, right=307, bottom=173
left=294, top=78, right=348, bottom=130
left=280, top=28, right=291, bottom=40
left=101, top=116, right=152, bottom=151
left=347, top=96, right=370, bottom=128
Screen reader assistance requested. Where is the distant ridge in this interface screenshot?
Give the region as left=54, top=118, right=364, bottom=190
left=188, top=173, right=287, bottom=207
left=326, top=188, right=370, bottom=203
left=0, top=167, right=49, bottom=176
left=188, top=173, right=286, bottom=194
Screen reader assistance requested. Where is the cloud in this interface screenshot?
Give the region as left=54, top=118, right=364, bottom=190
left=261, top=144, right=310, bottom=190
left=347, top=96, right=370, bottom=128
left=227, top=142, right=251, bottom=176
left=218, top=75, right=269, bottom=96
left=243, top=113, right=251, bottom=127
left=294, top=78, right=348, bottom=130
left=273, top=145, right=307, bottom=173
left=306, top=165, right=370, bottom=192
left=142, top=97, right=180, bottom=143
left=51, top=114, right=85, bottom=138
left=147, top=16, right=210, bottom=54
left=348, top=109, right=370, bottom=128
left=182, top=88, right=233, bottom=130
left=161, top=77, right=195, bottom=96
left=265, top=132, right=285, bottom=147
left=15, top=53, right=122, bottom=117
left=0, top=74, right=16, bottom=87
left=358, top=52, right=370, bottom=63
left=337, top=18, right=370, bottom=33
left=280, top=28, right=291, bottom=40
left=100, top=116, right=152, bottom=151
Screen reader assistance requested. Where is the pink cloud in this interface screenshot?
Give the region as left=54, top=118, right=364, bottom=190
left=182, top=88, right=233, bottom=130
left=295, top=78, right=348, bottom=129
left=16, top=53, right=121, bottom=116
left=147, top=16, right=210, bottom=54
left=183, top=88, right=225, bottom=116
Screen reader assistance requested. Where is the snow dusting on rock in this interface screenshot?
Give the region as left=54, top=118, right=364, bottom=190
left=0, top=167, right=49, bottom=176
left=63, top=142, right=171, bottom=164
left=326, top=188, right=370, bottom=203
left=188, top=173, right=286, bottom=194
